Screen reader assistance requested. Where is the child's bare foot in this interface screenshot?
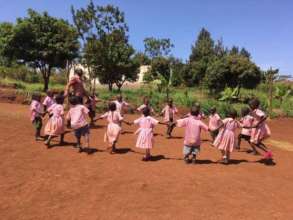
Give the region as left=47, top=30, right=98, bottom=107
left=184, top=157, right=191, bottom=164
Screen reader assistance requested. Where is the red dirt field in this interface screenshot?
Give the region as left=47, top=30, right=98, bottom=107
left=1, top=102, right=293, bottom=220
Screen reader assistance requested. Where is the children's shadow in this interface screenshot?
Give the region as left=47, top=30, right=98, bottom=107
left=48, top=141, right=76, bottom=149
left=81, top=147, right=102, bottom=155
left=121, top=131, right=133, bottom=135
left=169, top=136, right=183, bottom=140
left=196, top=159, right=216, bottom=164
left=90, top=124, right=106, bottom=130
left=256, top=158, right=276, bottom=166
left=115, top=148, right=132, bottom=154
left=226, top=159, right=249, bottom=165
left=149, top=155, right=167, bottom=161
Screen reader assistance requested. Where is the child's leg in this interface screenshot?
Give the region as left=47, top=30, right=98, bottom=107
left=250, top=143, right=260, bottom=155
left=237, top=134, right=242, bottom=150
left=84, top=133, right=89, bottom=148
left=111, top=141, right=116, bottom=153
left=60, top=133, right=65, bottom=144
left=45, top=135, right=52, bottom=146
left=183, top=146, right=192, bottom=163
left=168, top=122, right=176, bottom=137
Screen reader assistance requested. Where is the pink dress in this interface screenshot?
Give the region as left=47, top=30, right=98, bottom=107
left=42, top=96, right=55, bottom=109
left=44, top=104, right=65, bottom=136
left=134, top=116, right=158, bottom=149
left=208, top=113, right=221, bottom=131
left=161, top=105, right=178, bottom=122
left=240, top=115, right=254, bottom=136
left=177, top=116, right=208, bottom=146
left=101, top=111, right=123, bottom=144
left=213, top=118, right=240, bottom=152
left=250, top=109, right=271, bottom=144
left=114, top=100, right=129, bottom=115
left=30, top=100, right=42, bottom=122
left=66, top=105, right=89, bottom=129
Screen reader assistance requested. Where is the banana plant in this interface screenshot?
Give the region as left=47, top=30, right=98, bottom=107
left=275, top=85, right=291, bottom=105
left=219, top=86, right=240, bottom=103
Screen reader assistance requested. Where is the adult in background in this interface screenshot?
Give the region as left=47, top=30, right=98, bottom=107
left=64, top=68, right=88, bottom=102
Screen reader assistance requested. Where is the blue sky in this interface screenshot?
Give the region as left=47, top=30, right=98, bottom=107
left=0, top=0, right=292, bottom=74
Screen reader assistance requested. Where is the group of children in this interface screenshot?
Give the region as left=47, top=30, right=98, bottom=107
left=30, top=91, right=272, bottom=164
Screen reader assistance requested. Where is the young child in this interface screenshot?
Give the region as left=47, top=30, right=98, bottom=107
left=249, top=98, right=272, bottom=159
left=161, top=98, right=178, bottom=138
left=182, top=103, right=205, bottom=120
left=85, top=94, right=100, bottom=125
left=208, top=107, right=222, bottom=141
left=113, top=94, right=130, bottom=116
left=44, top=95, right=65, bottom=147
left=97, top=102, right=130, bottom=154
left=137, top=96, right=154, bottom=115
left=66, top=96, right=90, bottom=152
left=43, top=90, right=55, bottom=116
left=237, top=107, right=254, bottom=150
left=213, top=109, right=240, bottom=164
left=30, top=93, right=44, bottom=141
left=134, top=107, right=163, bottom=161
left=175, top=106, right=209, bottom=164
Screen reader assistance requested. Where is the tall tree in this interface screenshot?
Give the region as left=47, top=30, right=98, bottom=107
left=189, top=28, right=214, bottom=62
left=0, top=22, right=14, bottom=66
left=144, top=37, right=174, bottom=58
left=4, top=9, right=79, bottom=91
left=71, top=1, right=138, bottom=92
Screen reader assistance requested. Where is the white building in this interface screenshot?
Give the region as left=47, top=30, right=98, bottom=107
left=69, top=64, right=150, bottom=87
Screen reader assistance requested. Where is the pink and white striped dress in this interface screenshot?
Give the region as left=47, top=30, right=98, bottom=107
left=134, top=116, right=158, bottom=149
left=240, top=115, right=254, bottom=136
left=43, top=96, right=55, bottom=109
left=114, top=100, right=129, bottom=115
left=250, top=109, right=271, bottom=144
left=44, top=104, right=65, bottom=136
left=208, top=113, right=221, bottom=131
left=213, top=118, right=240, bottom=152
left=101, top=111, right=123, bottom=145
left=30, top=100, right=42, bottom=122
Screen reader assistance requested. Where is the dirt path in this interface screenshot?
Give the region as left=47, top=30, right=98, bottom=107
left=0, top=103, right=293, bottom=220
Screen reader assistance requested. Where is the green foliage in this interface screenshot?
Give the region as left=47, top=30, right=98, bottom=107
left=0, top=22, right=14, bottom=66
left=1, top=9, right=79, bottom=91
left=0, top=65, right=40, bottom=83
left=72, top=1, right=138, bottom=91
left=144, top=37, right=174, bottom=58
left=275, top=84, right=291, bottom=105
left=219, top=87, right=240, bottom=102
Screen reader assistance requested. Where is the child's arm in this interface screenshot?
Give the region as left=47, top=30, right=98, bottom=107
left=254, top=115, right=268, bottom=128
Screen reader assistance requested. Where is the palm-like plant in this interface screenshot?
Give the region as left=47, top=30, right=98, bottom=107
left=275, top=85, right=291, bottom=105
left=219, top=86, right=240, bottom=103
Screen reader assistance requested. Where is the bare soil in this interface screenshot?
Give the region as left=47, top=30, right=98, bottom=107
left=0, top=102, right=293, bottom=220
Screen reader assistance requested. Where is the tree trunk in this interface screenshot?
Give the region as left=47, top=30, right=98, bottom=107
left=268, top=77, right=273, bottom=118
left=43, top=76, right=49, bottom=92
left=42, top=66, right=51, bottom=92
left=108, top=83, right=113, bottom=91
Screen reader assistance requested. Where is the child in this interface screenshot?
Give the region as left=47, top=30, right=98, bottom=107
left=249, top=98, right=272, bottom=159
left=113, top=94, right=130, bottom=116
left=85, top=94, right=100, bottom=125
left=66, top=96, right=90, bottom=152
left=161, top=98, right=178, bottom=138
left=182, top=103, right=205, bottom=120
left=137, top=96, right=154, bottom=115
left=213, top=109, right=240, bottom=164
left=30, top=93, right=44, bottom=141
left=97, top=102, right=130, bottom=154
left=44, top=95, right=65, bottom=147
left=134, top=107, right=163, bottom=161
left=208, top=107, right=222, bottom=141
left=237, top=107, right=254, bottom=150
left=175, top=106, right=209, bottom=164
left=43, top=90, right=55, bottom=116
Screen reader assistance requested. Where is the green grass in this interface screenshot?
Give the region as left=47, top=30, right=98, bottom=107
left=1, top=77, right=293, bottom=117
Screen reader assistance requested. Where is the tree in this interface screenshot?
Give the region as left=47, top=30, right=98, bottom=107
left=205, top=54, right=261, bottom=93
left=240, top=47, right=251, bottom=59
left=71, top=1, right=137, bottom=92
left=187, top=28, right=215, bottom=86
left=4, top=9, right=79, bottom=91
left=0, top=22, right=14, bottom=66
left=265, top=68, right=279, bottom=117
left=144, top=37, right=174, bottom=58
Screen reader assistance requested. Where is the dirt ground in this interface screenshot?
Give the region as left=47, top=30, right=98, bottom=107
left=1, top=102, right=293, bottom=220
